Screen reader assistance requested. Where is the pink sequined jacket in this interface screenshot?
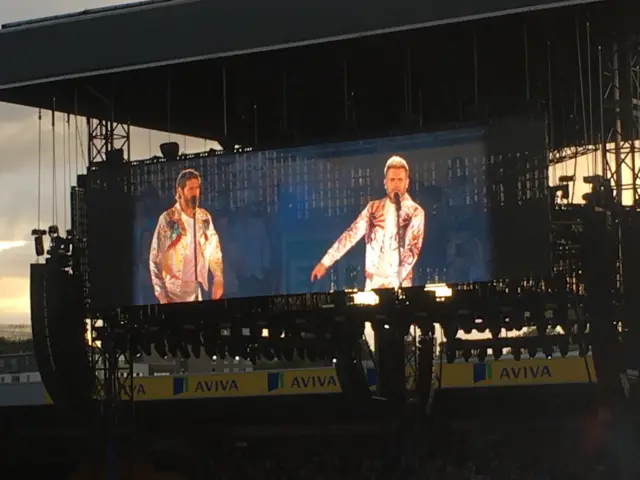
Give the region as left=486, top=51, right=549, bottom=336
left=320, top=195, right=425, bottom=287
left=149, top=204, right=223, bottom=302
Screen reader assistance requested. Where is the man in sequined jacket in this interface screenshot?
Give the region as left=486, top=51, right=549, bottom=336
left=310, top=156, right=425, bottom=290
left=149, top=169, right=224, bottom=303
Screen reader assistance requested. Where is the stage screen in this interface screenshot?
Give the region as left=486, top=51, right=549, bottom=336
left=130, top=127, right=502, bottom=305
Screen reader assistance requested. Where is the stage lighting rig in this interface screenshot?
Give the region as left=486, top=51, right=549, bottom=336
left=159, top=142, right=180, bottom=162
left=439, top=279, right=575, bottom=363
left=582, top=175, right=616, bottom=209
left=31, top=228, right=46, bottom=257
left=550, top=175, right=573, bottom=204
left=31, top=225, right=75, bottom=268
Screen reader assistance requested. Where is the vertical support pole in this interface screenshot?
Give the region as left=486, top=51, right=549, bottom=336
left=524, top=24, right=530, bottom=102
left=222, top=66, right=228, bottom=137
left=598, top=45, right=607, bottom=177
left=473, top=29, right=479, bottom=106
left=576, top=17, right=589, bottom=146
left=405, top=46, right=413, bottom=117
left=586, top=21, right=595, bottom=153
left=282, top=65, right=288, bottom=133
left=612, top=42, right=624, bottom=203
left=343, top=59, right=349, bottom=123
left=547, top=41, right=555, bottom=151
left=166, top=75, right=171, bottom=141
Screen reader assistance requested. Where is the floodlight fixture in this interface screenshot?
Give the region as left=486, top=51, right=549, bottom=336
left=31, top=228, right=46, bottom=257
left=159, top=142, right=180, bottom=162
left=424, top=283, right=453, bottom=299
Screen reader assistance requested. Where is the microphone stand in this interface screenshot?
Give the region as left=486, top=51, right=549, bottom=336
left=396, top=208, right=403, bottom=289
left=192, top=200, right=198, bottom=300
left=394, top=193, right=404, bottom=289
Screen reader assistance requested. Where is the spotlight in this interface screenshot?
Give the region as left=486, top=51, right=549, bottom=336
left=477, top=348, right=487, bottom=363
left=31, top=228, right=46, bottom=257
left=154, top=339, right=167, bottom=359
left=159, top=142, right=180, bottom=162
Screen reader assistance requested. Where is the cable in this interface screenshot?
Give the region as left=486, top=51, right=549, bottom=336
left=67, top=114, right=72, bottom=222
left=74, top=115, right=79, bottom=180
left=424, top=325, right=444, bottom=416
left=63, top=112, right=68, bottom=231
left=37, top=109, right=42, bottom=232
left=52, top=104, right=57, bottom=227
left=73, top=91, right=87, bottom=172
left=571, top=294, right=593, bottom=384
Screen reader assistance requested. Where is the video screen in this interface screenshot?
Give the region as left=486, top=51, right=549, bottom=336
left=130, top=127, right=496, bottom=304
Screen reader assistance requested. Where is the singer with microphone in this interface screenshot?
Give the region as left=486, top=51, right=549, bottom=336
left=310, top=156, right=425, bottom=290
left=149, top=168, right=224, bottom=303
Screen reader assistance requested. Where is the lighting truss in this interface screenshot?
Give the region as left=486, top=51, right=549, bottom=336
left=90, top=280, right=587, bottom=404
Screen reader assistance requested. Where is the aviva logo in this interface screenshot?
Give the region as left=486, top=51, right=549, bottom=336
left=173, top=376, right=239, bottom=395
left=173, top=377, right=188, bottom=395
left=267, top=371, right=340, bottom=392
left=267, top=372, right=285, bottom=392
left=473, top=363, right=493, bottom=384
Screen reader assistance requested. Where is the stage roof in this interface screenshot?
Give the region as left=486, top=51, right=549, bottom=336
left=0, top=0, right=605, bottom=89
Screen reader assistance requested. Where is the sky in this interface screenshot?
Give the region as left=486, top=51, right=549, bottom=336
left=0, top=1, right=634, bottom=328
left=0, top=0, right=149, bottom=325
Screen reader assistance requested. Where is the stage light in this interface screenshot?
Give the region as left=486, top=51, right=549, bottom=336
left=153, top=338, right=168, bottom=358
left=352, top=291, right=379, bottom=305
left=183, top=325, right=202, bottom=359
left=559, top=340, right=569, bottom=357
left=282, top=346, right=294, bottom=362
left=477, top=348, right=487, bottom=363
left=159, top=142, right=180, bottom=162
left=558, top=175, right=575, bottom=183
left=261, top=347, right=275, bottom=361
left=424, top=283, right=453, bottom=299
left=105, top=148, right=124, bottom=165
left=31, top=229, right=47, bottom=257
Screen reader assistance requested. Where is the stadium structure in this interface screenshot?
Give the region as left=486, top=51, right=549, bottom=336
left=0, top=0, right=638, bottom=476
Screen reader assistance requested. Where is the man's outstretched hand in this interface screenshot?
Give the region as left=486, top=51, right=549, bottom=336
left=212, top=279, right=224, bottom=300
left=310, top=262, right=327, bottom=282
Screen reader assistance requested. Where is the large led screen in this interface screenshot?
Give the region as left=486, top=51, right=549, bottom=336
left=131, top=127, right=495, bottom=304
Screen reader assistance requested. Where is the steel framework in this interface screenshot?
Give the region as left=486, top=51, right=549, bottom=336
left=599, top=36, right=640, bottom=205
left=87, top=118, right=131, bottom=167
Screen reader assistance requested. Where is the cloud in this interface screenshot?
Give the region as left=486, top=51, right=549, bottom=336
left=0, top=276, right=30, bottom=324
left=0, top=245, right=33, bottom=279
left=0, top=1, right=132, bottom=324
left=0, top=241, right=27, bottom=252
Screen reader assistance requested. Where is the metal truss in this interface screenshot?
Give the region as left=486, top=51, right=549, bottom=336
left=87, top=118, right=131, bottom=167
left=549, top=144, right=599, bottom=167
left=90, top=310, right=135, bottom=404
left=404, top=327, right=419, bottom=392
left=600, top=36, right=640, bottom=205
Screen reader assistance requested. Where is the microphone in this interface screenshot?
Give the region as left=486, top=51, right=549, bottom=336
left=393, top=192, right=401, bottom=212
left=189, top=196, right=198, bottom=209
